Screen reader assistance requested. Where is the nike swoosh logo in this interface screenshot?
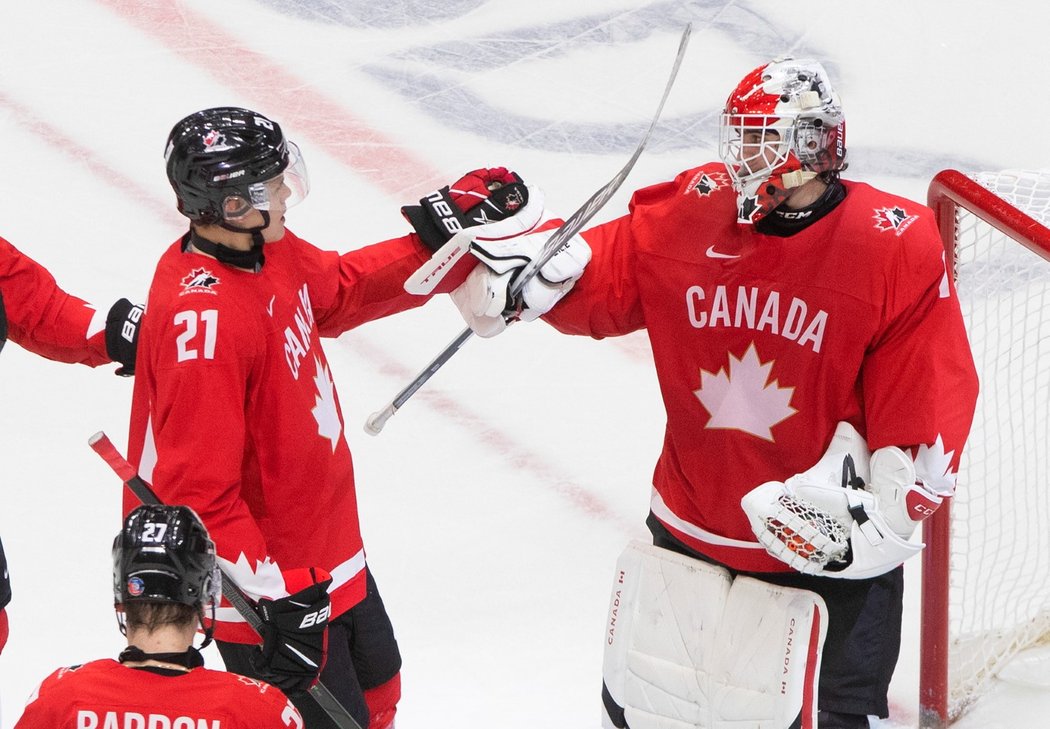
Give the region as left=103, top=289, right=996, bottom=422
left=705, top=245, right=741, bottom=259
left=267, top=295, right=275, bottom=316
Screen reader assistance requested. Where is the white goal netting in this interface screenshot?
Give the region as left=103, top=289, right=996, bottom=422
left=946, top=169, right=1050, bottom=720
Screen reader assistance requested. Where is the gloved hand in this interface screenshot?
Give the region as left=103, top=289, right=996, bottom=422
left=251, top=567, right=332, bottom=693
left=866, top=446, right=943, bottom=540
left=105, top=298, right=144, bottom=376
left=402, top=167, right=539, bottom=253
left=451, top=228, right=591, bottom=337
left=741, top=423, right=926, bottom=580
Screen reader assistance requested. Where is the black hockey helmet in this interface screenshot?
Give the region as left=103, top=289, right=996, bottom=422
left=112, top=505, right=220, bottom=608
left=164, top=106, right=309, bottom=225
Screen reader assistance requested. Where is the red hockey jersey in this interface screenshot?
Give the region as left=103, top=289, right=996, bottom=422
left=15, top=659, right=302, bottom=728
left=544, top=163, right=979, bottom=572
left=127, top=229, right=433, bottom=641
left=0, top=236, right=109, bottom=365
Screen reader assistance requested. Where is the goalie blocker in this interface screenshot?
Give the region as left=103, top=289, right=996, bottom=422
left=602, top=541, right=827, bottom=729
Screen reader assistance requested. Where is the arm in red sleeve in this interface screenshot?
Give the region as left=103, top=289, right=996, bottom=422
left=862, top=216, right=979, bottom=494
left=293, top=232, right=438, bottom=337
left=0, top=236, right=110, bottom=366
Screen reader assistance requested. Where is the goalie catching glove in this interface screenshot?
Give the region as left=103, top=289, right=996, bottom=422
left=251, top=567, right=332, bottom=692
left=740, top=422, right=943, bottom=579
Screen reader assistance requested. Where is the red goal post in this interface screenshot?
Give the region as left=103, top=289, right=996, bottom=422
left=921, top=169, right=1050, bottom=727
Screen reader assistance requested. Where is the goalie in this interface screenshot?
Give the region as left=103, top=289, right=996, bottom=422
left=406, top=58, right=979, bottom=727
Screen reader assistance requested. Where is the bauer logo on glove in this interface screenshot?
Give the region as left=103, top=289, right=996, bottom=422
left=403, top=167, right=540, bottom=253
left=403, top=168, right=548, bottom=296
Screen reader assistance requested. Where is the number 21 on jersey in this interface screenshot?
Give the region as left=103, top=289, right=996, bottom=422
left=175, top=309, right=218, bottom=362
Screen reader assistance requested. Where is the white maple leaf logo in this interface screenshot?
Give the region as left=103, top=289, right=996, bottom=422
left=914, top=435, right=957, bottom=495
left=694, top=344, right=797, bottom=441
left=311, top=356, right=343, bottom=452
left=218, top=552, right=284, bottom=599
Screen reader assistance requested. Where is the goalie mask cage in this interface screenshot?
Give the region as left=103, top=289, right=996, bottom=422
left=921, top=169, right=1050, bottom=727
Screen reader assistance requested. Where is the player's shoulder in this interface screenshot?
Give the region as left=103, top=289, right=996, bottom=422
left=147, top=243, right=267, bottom=333
left=629, top=162, right=732, bottom=213
left=190, top=669, right=295, bottom=713
left=840, top=180, right=938, bottom=241
left=29, top=659, right=118, bottom=696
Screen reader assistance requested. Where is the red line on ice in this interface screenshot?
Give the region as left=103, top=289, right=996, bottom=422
left=0, top=90, right=179, bottom=223
left=96, top=0, right=445, bottom=200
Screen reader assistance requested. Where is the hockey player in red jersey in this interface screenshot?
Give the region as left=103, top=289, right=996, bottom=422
left=127, top=107, right=554, bottom=729
left=0, top=235, right=141, bottom=372
left=436, top=59, right=979, bottom=728
left=0, top=237, right=142, bottom=655
left=15, top=505, right=304, bottom=728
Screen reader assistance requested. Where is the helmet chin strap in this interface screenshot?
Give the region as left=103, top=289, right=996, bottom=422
left=118, top=644, right=206, bottom=670
left=188, top=211, right=269, bottom=271
left=781, top=169, right=819, bottom=189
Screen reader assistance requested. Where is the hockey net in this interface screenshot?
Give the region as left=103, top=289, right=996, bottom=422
left=921, top=169, right=1050, bottom=727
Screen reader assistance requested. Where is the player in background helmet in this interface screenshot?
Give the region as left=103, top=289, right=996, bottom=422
left=435, top=58, right=977, bottom=728
left=126, top=105, right=559, bottom=729
left=15, top=506, right=303, bottom=728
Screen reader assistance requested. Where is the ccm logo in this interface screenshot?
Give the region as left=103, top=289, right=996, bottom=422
left=910, top=502, right=937, bottom=519
left=906, top=488, right=941, bottom=521
left=299, top=605, right=331, bottom=629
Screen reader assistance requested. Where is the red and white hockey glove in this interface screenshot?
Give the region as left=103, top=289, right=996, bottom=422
left=251, top=567, right=332, bottom=693
left=866, top=446, right=944, bottom=540
left=403, top=168, right=547, bottom=296
left=450, top=228, right=591, bottom=337
left=402, top=167, right=540, bottom=253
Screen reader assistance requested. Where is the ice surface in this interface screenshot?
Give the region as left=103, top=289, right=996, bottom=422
left=0, top=1, right=1047, bottom=727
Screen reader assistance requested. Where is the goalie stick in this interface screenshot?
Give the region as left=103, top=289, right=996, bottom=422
left=365, top=23, right=692, bottom=436
left=87, top=431, right=363, bottom=729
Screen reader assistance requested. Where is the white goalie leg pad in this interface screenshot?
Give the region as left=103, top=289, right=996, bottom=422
left=602, top=541, right=827, bottom=729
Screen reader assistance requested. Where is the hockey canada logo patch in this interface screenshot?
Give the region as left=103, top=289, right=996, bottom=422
left=687, top=170, right=729, bottom=197
left=201, top=130, right=234, bottom=153
left=180, top=268, right=221, bottom=296
left=873, top=206, right=919, bottom=236
left=127, top=576, right=145, bottom=597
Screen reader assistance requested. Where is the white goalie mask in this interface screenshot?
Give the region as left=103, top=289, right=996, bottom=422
left=718, top=58, right=847, bottom=224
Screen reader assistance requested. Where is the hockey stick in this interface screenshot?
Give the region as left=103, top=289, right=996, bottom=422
left=365, top=23, right=692, bottom=436
left=88, top=431, right=364, bottom=729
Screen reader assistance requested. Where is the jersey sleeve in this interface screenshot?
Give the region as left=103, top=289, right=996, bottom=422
left=235, top=685, right=304, bottom=729
left=139, top=294, right=281, bottom=600
left=542, top=175, right=687, bottom=338
left=295, top=233, right=434, bottom=337
left=0, top=236, right=109, bottom=366
left=13, top=669, right=63, bottom=728
left=861, top=215, right=979, bottom=494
